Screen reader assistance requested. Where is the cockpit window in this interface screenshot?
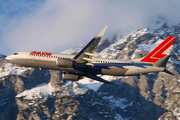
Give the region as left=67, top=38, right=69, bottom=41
left=14, top=53, right=18, bottom=55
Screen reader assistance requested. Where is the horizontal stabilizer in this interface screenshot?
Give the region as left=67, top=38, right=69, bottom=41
left=163, top=69, right=174, bottom=75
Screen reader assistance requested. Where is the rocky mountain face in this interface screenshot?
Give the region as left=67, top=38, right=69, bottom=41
left=0, top=23, right=180, bottom=120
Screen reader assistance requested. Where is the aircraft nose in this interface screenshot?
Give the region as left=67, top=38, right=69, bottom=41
left=5, top=56, right=12, bottom=62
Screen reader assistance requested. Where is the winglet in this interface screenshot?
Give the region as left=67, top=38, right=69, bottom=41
left=96, top=26, right=108, bottom=38
left=73, top=26, right=108, bottom=63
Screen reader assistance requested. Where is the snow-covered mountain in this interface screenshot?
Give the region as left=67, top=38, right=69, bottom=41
left=0, top=23, right=180, bottom=120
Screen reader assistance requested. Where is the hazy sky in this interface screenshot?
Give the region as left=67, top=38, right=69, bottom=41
left=0, top=0, right=179, bottom=55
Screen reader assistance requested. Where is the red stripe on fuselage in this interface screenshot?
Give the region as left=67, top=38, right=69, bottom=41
left=140, top=36, right=175, bottom=63
left=30, top=51, right=53, bottom=56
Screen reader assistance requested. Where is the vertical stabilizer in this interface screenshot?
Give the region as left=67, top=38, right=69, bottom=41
left=140, top=36, right=175, bottom=63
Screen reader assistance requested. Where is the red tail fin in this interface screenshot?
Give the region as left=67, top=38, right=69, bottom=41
left=140, top=36, right=175, bottom=63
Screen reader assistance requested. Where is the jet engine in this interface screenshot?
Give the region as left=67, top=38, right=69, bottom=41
left=62, top=73, right=83, bottom=81
left=56, top=58, right=76, bottom=67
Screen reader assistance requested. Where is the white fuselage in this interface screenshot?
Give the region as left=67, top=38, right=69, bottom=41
left=5, top=51, right=165, bottom=76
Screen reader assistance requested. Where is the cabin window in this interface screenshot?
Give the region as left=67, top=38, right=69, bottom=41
left=14, top=53, right=18, bottom=55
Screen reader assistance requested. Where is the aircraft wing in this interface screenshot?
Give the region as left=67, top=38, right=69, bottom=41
left=84, top=74, right=114, bottom=84
left=73, top=26, right=108, bottom=66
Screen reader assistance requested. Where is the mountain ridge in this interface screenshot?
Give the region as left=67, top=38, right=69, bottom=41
left=0, top=23, right=180, bottom=119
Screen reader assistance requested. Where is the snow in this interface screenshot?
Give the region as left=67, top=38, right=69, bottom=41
left=104, top=115, right=112, bottom=118
left=98, top=28, right=155, bottom=59
left=171, top=57, right=180, bottom=64
left=136, top=39, right=163, bottom=52
left=99, top=111, right=109, bottom=115
left=172, top=108, right=180, bottom=120
left=176, top=80, right=180, bottom=83
left=0, top=62, right=30, bottom=78
left=103, top=95, right=133, bottom=110
left=60, top=81, right=89, bottom=97
left=137, top=44, right=155, bottom=53
left=114, top=113, right=132, bottom=120
left=114, top=113, right=125, bottom=120
left=173, top=88, right=180, bottom=94
left=16, top=83, right=55, bottom=100
left=98, top=37, right=127, bottom=57
left=78, top=77, right=102, bottom=91
left=67, top=115, right=73, bottom=120
left=92, top=102, right=104, bottom=106
left=130, top=28, right=149, bottom=37
left=60, top=45, right=84, bottom=54
left=78, top=75, right=114, bottom=91
left=156, top=30, right=165, bottom=36
left=0, top=55, right=6, bottom=61
left=0, top=99, right=9, bottom=106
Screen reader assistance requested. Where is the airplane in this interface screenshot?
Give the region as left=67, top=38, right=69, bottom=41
left=5, top=26, right=175, bottom=84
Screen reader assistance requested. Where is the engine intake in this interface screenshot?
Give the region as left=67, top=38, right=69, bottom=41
left=56, top=58, right=76, bottom=67
left=62, top=73, right=83, bottom=81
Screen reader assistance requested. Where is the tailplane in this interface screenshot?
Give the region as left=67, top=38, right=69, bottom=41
left=153, top=55, right=170, bottom=67
left=163, top=69, right=174, bottom=75
left=152, top=55, right=174, bottom=75
left=140, top=36, right=176, bottom=75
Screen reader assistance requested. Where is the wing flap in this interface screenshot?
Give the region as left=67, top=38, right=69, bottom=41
left=85, top=75, right=115, bottom=84
left=85, top=53, right=95, bottom=56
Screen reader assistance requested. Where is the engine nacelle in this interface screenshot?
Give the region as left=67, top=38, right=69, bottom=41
left=62, top=74, right=83, bottom=81
left=56, top=58, right=75, bottom=67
